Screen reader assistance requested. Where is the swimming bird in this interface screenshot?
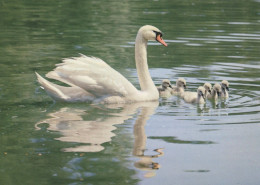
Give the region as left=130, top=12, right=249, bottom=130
left=183, top=86, right=206, bottom=104
left=157, top=79, right=173, bottom=98
left=221, top=80, right=229, bottom=98
left=35, top=25, right=167, bottom=104
left=207, top=83, right=221, bottom=100
left=203, top=82, right=212, bottom=98
left=171, top=78, right=186, bottom=97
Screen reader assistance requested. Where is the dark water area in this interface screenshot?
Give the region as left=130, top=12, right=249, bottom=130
left=0, top=0, right=260, bottom=184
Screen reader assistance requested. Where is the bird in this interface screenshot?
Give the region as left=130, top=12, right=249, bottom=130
left=157, top=79, right=173, bottom=98
left=35, top=25, right=167, bottom=104
left=171, top=78, right=186, bottom=97
left=207, top=83, right=222, bottom=100
left=203, top=82, right=212, bottom=98
left=221, top=80, right=229, bottom=98
left=183, top=86, right=206, bottom=104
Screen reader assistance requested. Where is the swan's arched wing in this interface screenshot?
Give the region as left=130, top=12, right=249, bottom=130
left=46, top=55, right=138, bottom=98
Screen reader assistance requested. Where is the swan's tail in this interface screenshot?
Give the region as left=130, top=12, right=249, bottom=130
left=35, top=72, right=69, bottom=101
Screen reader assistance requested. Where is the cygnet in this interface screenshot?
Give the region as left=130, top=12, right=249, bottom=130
left=207, top=83, right=222, bottom=100
left=183, top=86, right=206, bottom=104
left=221, top=80, right=229, bottom=98
left=171, top=78, right=186, bottom=97
left=157, top=79, right=173, bottom=98
left=203, top=82, right=212, bottom=98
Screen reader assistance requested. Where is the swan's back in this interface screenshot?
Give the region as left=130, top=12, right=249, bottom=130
left=47, top=55, right=138, bottom=99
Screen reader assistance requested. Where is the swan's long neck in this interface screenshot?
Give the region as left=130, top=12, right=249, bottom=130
left=135, top=34, right=156, bottom=92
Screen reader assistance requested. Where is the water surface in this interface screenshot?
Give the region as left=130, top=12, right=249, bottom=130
left=0, top=0, right=260, bottom=185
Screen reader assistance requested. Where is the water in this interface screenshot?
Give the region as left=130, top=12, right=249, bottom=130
left=0, top=0, right=260, bottom=184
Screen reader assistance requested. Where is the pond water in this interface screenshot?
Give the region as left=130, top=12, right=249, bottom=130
left=1, top=0, right=260, bottom=184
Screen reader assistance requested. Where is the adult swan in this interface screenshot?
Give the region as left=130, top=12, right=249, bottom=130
left=36, top=25, right=167, bottom=104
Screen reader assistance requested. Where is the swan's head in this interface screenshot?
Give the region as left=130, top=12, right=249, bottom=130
left=138, top=25, right=167, bottom=46
left=221, top=80, right=229, bottom=91
left=176, top=78, right=186, bottom=89
left=162, top=79, right=172, bottom=89
left=197, top=86, right=206, bottom=99
left=213, top=83, right=222, bottom=97
left=203, top=82, right=212, bottom=94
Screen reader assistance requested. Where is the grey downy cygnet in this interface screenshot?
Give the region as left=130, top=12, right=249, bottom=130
left=183, top=86, right=206, bottom=104
left=171, top=78, right=186, bottom=97
left=203, top=82, right=212, bottom=98
left=207, top=83, right=222, bottom=100
left=157, top=79, right=173, bottom=98
left=221, top=80, right=229, bottom=98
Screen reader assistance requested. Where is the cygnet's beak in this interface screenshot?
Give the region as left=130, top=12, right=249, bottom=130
left=169, top=84, right=173, bottom=89
left=226, top=86, right=229, bottom=91
left=156, top=34, right=167, bottom=47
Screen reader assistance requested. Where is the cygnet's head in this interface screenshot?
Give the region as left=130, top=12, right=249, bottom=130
left=221, top=80, right=229, bottom=91
left=176, top=78, right=186, bottom=89
left=203, top=82, right=212, bottom=94
left=162, top=79, right=172, bottom=89
left=213, top=83, right=222, bottom=97
left=138, top=25, right=167, bottom=46
left=197, top=86, right=206, bottom=99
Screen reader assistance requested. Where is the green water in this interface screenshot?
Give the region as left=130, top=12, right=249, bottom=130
left=1, top=0, right=260, bottom=184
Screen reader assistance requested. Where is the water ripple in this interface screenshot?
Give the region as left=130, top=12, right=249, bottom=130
left=227, top=22, right=252, bottom=25
left=155, top=61, right=260, bottom=124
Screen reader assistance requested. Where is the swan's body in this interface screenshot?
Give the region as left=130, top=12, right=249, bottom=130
left=207, top=83, right=221, bottom=100
left=221, top=80, right=229, bottom=98
left=157, top=79, right=173, bottom=98
left=183, top=86, right=206, bottom=104
left=36, top=25, right=167, bottom=104
left=203, top=82, right=212, bottom=98
left=171, top=78, right=186, bottom=97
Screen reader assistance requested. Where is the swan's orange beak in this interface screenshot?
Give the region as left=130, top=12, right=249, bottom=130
left=156, top=35, right=167, bottom=47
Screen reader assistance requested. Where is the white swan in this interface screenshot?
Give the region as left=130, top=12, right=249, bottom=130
left=157, top=79, right=173, bottom=98
left=35, top=25, right=167, bottom=104
left=171, top=78, right=186, bottom=97
left=183, top=86, right=206, bottom=104
left=221, top=80, right=229, bottom=98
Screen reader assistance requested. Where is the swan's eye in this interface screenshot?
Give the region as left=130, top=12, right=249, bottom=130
left=153, top=30, right=163, bottom=37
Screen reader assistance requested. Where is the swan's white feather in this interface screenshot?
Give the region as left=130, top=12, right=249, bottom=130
left=36, top=72, right=94, bottom=102
left=36, top=25, right=165, bottom=103
left=46, top=55, right=138, bottom=98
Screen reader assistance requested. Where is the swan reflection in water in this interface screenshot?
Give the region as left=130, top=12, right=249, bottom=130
left=132, top=103, right=164, bottom=177
left=35, top=102, right=164, bottom=175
